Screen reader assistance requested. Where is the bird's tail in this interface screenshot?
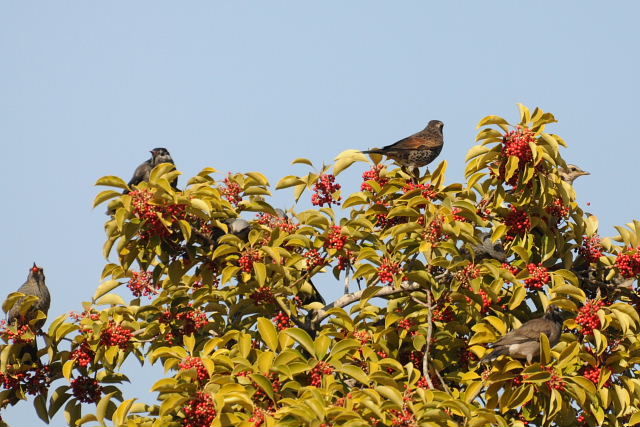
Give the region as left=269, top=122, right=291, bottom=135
left=480, top=346, right=505, bottom=363
left=18, top=342, right=38, bottom=365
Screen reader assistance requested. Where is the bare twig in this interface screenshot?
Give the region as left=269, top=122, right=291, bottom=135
left=421, top=291, right=435, bottom=390
left=311, top=282, right=422, bottom=325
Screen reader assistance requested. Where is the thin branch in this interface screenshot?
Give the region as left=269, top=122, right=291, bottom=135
left=421, top=291, right=435, bottom=390
left=311, top=282, right=422, bottom=325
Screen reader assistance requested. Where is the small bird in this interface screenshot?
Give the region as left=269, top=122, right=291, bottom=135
left=558, top=164, right=589, bottom=184
left=480, top=306, right=563, bottom=364
left=125, top=148, right=177, bottom=193
left=6, top=264, right=51, bottom=363
left=363, top=120, right=445, bottom=173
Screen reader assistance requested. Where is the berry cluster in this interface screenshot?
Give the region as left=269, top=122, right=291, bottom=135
left=0, top=323, right=34, bottom=344
left=432, top=305, right=455, bottom=322
left=457, top=263, right=481, bottom=285
left=352, top=330, right=371, bottom=345
left=273, top=312, right=292, bottom=331
left=326, top=226, right=347, bottom=250
left=451, top=207, right=468, bottom=222
left=402, top=182, right=437, bottom=202
left=576, top=299, right=605, bottom=335
left=504, top=205, right=531, bottom=241
left=250, top=286, right=275, bottom=305
left=179, top=357, right=210, bottom=383
left=459, top=349, right=478, bottom=368
left=304, top=249, right=326, bottom=268
left=524, top=263, right=551, bottom=291
left=397, top=318, right=415, bottom=332
left=389, top=407, right=417, bottom=427
left=502, top=262, right=520, bottom=276
left=361, top=164, right=389, bottom=192
left=501, top=127, right=536, bottom=164
left=378, top=259, right=402, bottom=284
left=127, top=270, right=158, bottom=298
left=478, top=289, right=493, bottom=313
left=0, top=366, right=52, bottom=396
left=409, top=351, right=424, bottom=367
left=578, top=235, right=603, bottom=264
left=547, top=198, right=570, bottom=219
left=311, top=174, right=341, bottom=207
left=256, top=212, right=298, bottom=233
left=542, top=366, right=566, bottom=391
left=424, top=217, right=447, bottom=244
left=582, top=365, right=611, bottom=387
left=71, top=376, right=103, bottom=403
left=310, top=361, right=333, bottom=387
left=130, top=189, right=187, bottom=240
left=100, top=321, right=133, bottom=349
left=176, top=309, right=210, bottom=335
left=239, top=249, right=262, bottom=273
left=337, top=250, right=355, bottom=271
left=71, top=342, right=95, bottom=368
left=616, top=247, right=640, bottom=278
left=182, top=392, right=216, bottom=427
left=221, top=175, right=243, bottom=206
left=249, top=407, right=274, bottom=427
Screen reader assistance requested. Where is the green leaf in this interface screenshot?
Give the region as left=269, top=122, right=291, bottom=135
left=257, top=318, right=279, bottom=352
left=539, top=333, right=551, bottom=365
left=333, top=149, right=369, bottom=176
left=93, top=190, right=122, bottom=208
left=254, top=262, right=267, bottom=287
left=93, top=280, right=121, bottom=301
left=34, top=394, right=49, bottom=424
left=292, top=158, right=314, bottom=166
left=95, top=293, right=126, bottom=306
left=375, top=386, right=404, bottom=408
left=250, top=374, right=275, bottom=401
left=276, top=175, right=306, bottom=190
left=477, top=115, right=510, bottom=129
left=112, top=398, right=137, bottom=427
left=284, top=328, right=316, bottom=358
left=465, top=145, right=491, bottom=162
left=95, top=175, right=128, bottom=190
left=338, top=365, right=370, bottom=385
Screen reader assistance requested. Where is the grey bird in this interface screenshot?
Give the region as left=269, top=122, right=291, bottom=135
left=463, top=232, right=507, bottom=263
left=362, top=120, right=444, bottom=172
left=6, top=264, right=51, bottom=362
left=480, top=306, right=563, bottom=364
left=125, top=147, right=177, bottom=193
left=558, top=164, right=589, bottom=184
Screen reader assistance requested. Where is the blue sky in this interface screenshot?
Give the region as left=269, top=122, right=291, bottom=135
left=1, top=2, right=639, bottom=425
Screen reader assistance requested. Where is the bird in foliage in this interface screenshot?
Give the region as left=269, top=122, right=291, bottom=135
left=362, top=120, right=444, bottom=174
left=5, top=263, right=51, bottom=363
left=559, top=164, right=589, bottom=184
left=480, top=306, right=563, bottom=364
left=125, top=147, right=177, bottom=193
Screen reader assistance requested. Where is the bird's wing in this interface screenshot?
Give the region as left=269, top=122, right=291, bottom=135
left=381, top=134, right=426, bottom=151
left=128, top=160, right=152, bottom=187
left=491, top=318, right=554, bottom=346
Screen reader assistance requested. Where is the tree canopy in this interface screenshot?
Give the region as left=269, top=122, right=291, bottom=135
left=2, top=104, right=640, bottom=427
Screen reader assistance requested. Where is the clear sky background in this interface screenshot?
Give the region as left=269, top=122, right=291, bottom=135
left=1, top=2, right=638, bottom=425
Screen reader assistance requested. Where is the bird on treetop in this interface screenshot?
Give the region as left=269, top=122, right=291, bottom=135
left=362, top=120, right=444, bottom=175
left=125, top=147, right=177, bottom=194
left=558, top=164, right=589, bottom=184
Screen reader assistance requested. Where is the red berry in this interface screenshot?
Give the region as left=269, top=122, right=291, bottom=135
left=71, top=376, right=102, bottom=403
left=524, top=263, right=551, bottom=291
left=181, top=392, right=216, bottom=427
left=311, top=174, right=341, bottom=207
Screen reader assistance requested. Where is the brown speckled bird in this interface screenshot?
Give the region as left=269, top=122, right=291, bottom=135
left=481, top=306, right=563, bottom=364
left=559, top=164, right=589, bottom=184
left=363, top=120, right=444, bottom=172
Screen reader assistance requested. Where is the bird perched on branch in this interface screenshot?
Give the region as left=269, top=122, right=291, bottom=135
left=559, top=164, right=589, bottom=184
left=5, top=264, right=51, bottom=363
left=480, top=306, right=563, bottom=364
left=125, top=147, right=177, bottom=193
left=362, top=120, right=444, bottom=174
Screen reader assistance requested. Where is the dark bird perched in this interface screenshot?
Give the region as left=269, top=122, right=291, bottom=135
left=362, top=120, right=444, bottom=173
left=463, top=231, right=507, bottom=263
left=125, top=147, right=177, bottom=194
left=6, top=264, right=51, bottom=363
left=559, top=164, right=589, bottom=184
left=481, top=306, right=563, bottom=364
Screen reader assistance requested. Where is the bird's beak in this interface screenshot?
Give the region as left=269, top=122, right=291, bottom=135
left=579, top=170, right=590, bottom=176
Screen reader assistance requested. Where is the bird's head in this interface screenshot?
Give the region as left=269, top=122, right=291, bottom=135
left=559, top=164, right=590, bottom=184
left=544, top=305, right=564, bottom=323
left=427, top=120, right=444, bottom=134
left=150, top=147, right=170, bottom=158
left=29, top=263, right=45, bottom=282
